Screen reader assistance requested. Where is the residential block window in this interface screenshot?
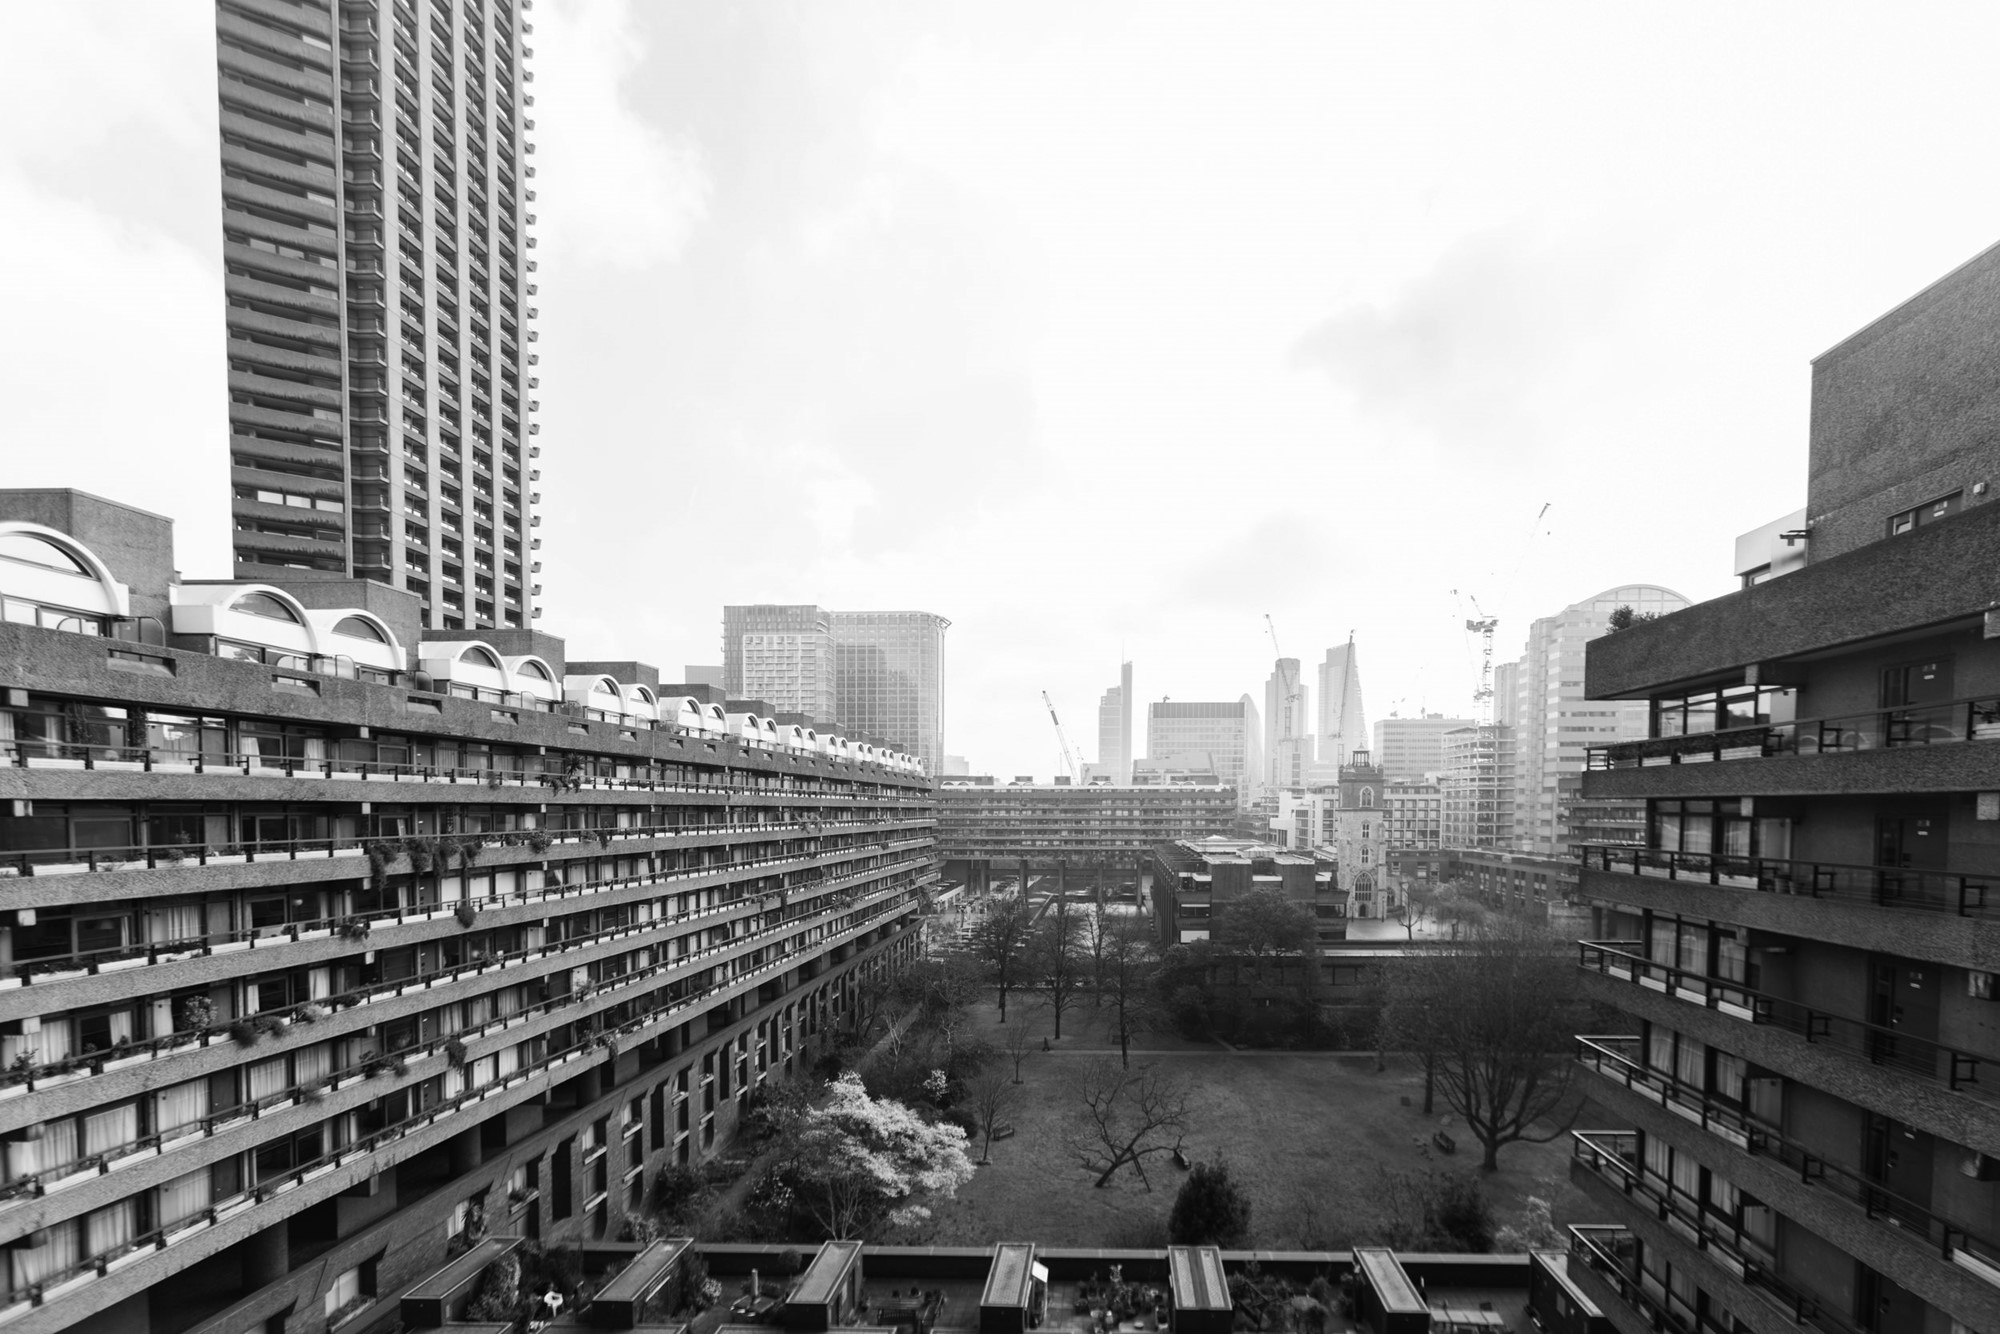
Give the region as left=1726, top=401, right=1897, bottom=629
left=1888, top=491, right=1961, bottom=536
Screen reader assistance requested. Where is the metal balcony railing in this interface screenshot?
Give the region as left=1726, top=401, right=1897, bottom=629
left=1589, top=692, right=2000, bottom=771
left=1571, top=1131, right=1862, bottom=1334
left=1566, top=1226, right=1729, bottom=1334
left=1578, top=843, right=1998, bottom=918
left=1577, top=941, right=1988, bottom=1095
left=1575, top=1039, right=2000, bottom=1278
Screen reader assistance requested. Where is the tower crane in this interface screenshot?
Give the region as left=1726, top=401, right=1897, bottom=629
left=1263, top=614, right=1304, bottom=705
left=1042, top=691, right=1079, bottom=784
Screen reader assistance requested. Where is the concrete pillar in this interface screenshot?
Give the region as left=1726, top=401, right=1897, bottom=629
left=242, top=1224, right=289, bottom=1288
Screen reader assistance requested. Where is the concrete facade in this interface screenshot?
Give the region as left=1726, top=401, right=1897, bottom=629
left=0, top=491, right=933, bottom=1334
left=217, top=0, right=541, bottom=630
left=1571, top=240, right=2000, bottom=1334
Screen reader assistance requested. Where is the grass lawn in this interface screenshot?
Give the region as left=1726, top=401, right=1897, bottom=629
left=919, top=1002, right=1609, bottom=1249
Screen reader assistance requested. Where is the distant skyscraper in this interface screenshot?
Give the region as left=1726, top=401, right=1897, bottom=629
left=1317, top=640, right=1368, bottom=769
left=721, top=605, right=836, bottom=720
left=217, top=0, right=541, bottom=630
left=682, top=664, right=725, bottom=689
left=1147, top=697, right=1260, bottom=796
left=1371, top=714, right=1476, bottom=782
left=1264, top=658, right=1313, bottom=790
left=832, top=610, right=949, bottom=775
left=1502, top=584, right=1689, bottom=856
left=1097, top=661, right=1133, bottom=785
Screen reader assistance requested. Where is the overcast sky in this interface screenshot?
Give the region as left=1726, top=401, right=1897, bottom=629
left=7, top=3, right=2000, bottom=777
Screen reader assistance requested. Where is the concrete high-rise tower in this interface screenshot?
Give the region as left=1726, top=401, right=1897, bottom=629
left=1097, top=660, right=1133, bottom=784
left=216, top=0, right=542, bottom=630
left=1317, top=638, right=1368, bottom=770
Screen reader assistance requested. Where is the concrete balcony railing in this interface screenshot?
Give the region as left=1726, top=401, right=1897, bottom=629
left=1577, top=844, right=1999, bottom=918
left=1570, top=1131, right=1862, bottom=1334
left=0, top=913, right=916, bottom=1321
left=1587, top=693, right=2000, bottom=774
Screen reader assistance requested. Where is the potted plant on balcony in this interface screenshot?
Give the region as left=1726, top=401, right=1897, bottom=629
left=456, top=901, right=478, bottom=928
left=229, top=1019, right=261, bottom=1048
left=366, top=843, right=392, bottom=890
left=527, top=828, right=552, bottom=854
left=445, top=1037, right=469, bottom=1069
left=176, top=995, right=215, bottom=1035
left=337, top=916, right=371, bottom=942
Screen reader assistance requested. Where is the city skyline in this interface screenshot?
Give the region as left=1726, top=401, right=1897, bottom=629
left=21, top=5, right=2000, bottom=776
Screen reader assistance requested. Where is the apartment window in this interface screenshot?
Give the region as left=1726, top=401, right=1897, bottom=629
left=1888, top=491, right=1961, bottom=536
left=325, top=1256, right=379, bottom=1325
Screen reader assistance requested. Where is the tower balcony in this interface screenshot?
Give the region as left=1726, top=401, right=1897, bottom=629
left=1576, top=844, right=1999, bottom=970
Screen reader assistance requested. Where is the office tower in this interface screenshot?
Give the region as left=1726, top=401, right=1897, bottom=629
left=1318, top=639, right=1368, bottom=770
left=1146, top=697, right=1261, bottom=796
left=1440, top=723, right=1515, bottom=849
left=1504, top=584, right=1687, bottom=857
left=217, top=0, right=542, bottom=630
left=1097, top=661, right=1133, bottom=785
left=1568, top=241, right=2000, bottom=1334
left=0, top=486, right=933, bottom=1333
left=720, top=605, right=836, bottom=720
left=1371, top=714, right=1477, bottom=782
left=831, top=611, right=949, bottom=775
left=1264, top=658, right=1314, bottom=790
left=682, top=664, right=725, bottom=689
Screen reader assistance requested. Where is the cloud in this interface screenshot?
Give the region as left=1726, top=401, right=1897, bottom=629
left=1290, top=224, right=1639, bottom=449
left=532, top=0, right=710, bottom=267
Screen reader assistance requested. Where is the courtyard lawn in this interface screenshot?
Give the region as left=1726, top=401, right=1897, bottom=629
left=921, top=1011, right=1607, bottom=1250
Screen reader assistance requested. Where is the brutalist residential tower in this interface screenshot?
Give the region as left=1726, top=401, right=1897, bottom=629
left=1567, top=240, right=2000, bottom=1334
left=217, top=0, right=541, bottom=630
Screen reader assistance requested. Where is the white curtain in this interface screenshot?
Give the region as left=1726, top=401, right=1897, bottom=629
left=157, top=1169, right=211, bottom=1228
left=146, top=905, right=203, bottom=945
left=84, top=1200, right=135, bottom=1259
left=9, top=1218, right=79, bottom=1299
left=302, top=736, right=326, bottom=762
left=37, top=1121, right=79, bottom=1176
left=82, top=1104, right=137, bottom=1158
left=293, top=1044, right=331, bottom=1089
left=1675, top=1035, right=1705, bottom=1091
left=496, top=1044, right=519, bottom=1078
left=155, top=1081, right=210, bottom=1135
left=34, top=1020, right=74, bottom=1065
left=246, top=1057, right=288, bottom=1102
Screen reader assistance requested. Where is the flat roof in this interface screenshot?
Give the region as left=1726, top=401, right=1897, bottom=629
left=980, top=1243, right=1037, bottom=1308
left=791, top=1240, right=864, bottom=1306
left=1166, top=1247, right=1230, bottom=1311
left=1353, top=1247, right=1426, bottom=1313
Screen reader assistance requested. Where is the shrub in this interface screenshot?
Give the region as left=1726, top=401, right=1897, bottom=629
left=1169, top=1161, right=1253, bottom=1247
left=455, top=902, right=478, bottom=928
left=229, top=1020, right=260, bottom=1047
left=445, top=1037, right=469, bottom=1069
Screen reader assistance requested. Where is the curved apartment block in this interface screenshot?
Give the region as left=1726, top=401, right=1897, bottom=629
left=0, top=491, right=935, bottom=1334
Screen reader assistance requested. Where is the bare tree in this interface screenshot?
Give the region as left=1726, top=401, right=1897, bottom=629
left=971, top=898, right=1035, bottom=1022
left=964, top=1063, right=1023, bottom=1165
left=1379, top=912, right=1585, bottom=1171
left=1028, top=897, right=1087, bottom=1040
left=1067, top=1059, right=1191, bottom=1190
left=1101, top=916, right=1162, bottom=1068
left=1083, top=902, right=1112, bottom=1005
left=1001, top=1010, right=1040, bottom=1083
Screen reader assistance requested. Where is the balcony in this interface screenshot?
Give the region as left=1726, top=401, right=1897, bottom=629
left=1576, top=1039, right=2000, bottom=1328
left=1565, top=1225, right=1736, bottom=1334
left=1577, top=940, right=1985, bottom=1094
left=1570, top=1131, right=1863, bottom=1334
left=1577, top=844, right=2000, bottom=970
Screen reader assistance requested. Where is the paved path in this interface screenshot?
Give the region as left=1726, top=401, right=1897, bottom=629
left=1032, top=1047, right=1383, bottom=1058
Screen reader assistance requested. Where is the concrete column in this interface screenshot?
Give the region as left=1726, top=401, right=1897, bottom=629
left=242, top=1224, right=289, bottom=1288
left=449, top=1126, right=481, bottom=1176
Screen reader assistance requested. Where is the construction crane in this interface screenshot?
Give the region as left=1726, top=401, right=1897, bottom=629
left=1453, top=590, right=1500, bottom=723
left=1263, top=613, right=1303, bottom=704
left=1042, top=691, right=1079, bottom=784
